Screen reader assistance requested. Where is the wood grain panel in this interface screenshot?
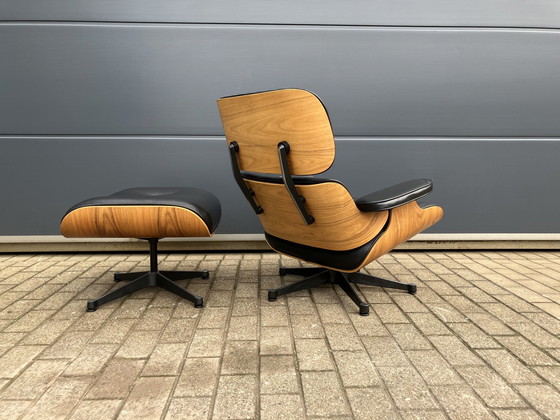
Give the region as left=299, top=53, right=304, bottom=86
left=357, top=202, right=444, bottom=270
left=217, top=89, right=335, bottom=175
left=60, top=206, right=211, bottom=238
left=246, top=180, right=388, bottom=250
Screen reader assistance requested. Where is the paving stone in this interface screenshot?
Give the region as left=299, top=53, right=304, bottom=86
left=175, top=357, right=220, bottom=397
left=406, top=350, right=463, bottom=385
left=135, top=306, right=174, bottom=330
left=22, top=318, right=74, bottom=345
left=386, top=323, right=432, bottom=350
left=431, top=385, right=494, bottom=419
left=4, top=310, right=56, bottom=333
left=496, top=336, right=557, bottom=366
left=142, top=343, right=186, bottom=376
left=316, top=303, right=352, bottom=324
left=261, top=305, right=289, bottom=327
left=36, top=291, right=76, bottom=311
left=466, top=313, right=516, bottom=336
left=108, top=298, right=150, bottom=319
left=378, top=366, right=438, bottom=409
left=362, top=336, right=409, bottom=366
left=522, top=312, right=560, bottom=335
left=509, top=322, right=560, bottom=349
left=165, top=397, right=212, bottom=420
left=260, top=394, right=305, bottom=419
left=333, top=350, right=380, bottom=387
left=532, top=366, right=560, bottom=389
left=231, top=297, right=258, bottom=316
left=429, top=335, right=484, bottom=366
left=90, top=317, right=137, bottom=344
left=324, top=323, right=364, bottom=351
left=290, top=312, right=325, bottom=338
left=300, top=371, right=351, bottom=416
left=226, top=315, right=257, bottom=340
left=160, top=318, right=196, bottom=343
left=21, top=376, right=92, bottom=419
left=400, top=410, right=448, bottom=420
left=213, top=375, right=257, bottom=419
left=348, top=312, right=389, bottom=337
left=64, top=344, right=118, bottom=376
left=494, top=294, right=541, bottom=313
left=118, top=376, right=174, bottom=420
left=516, top=384, right=560, bottom=420
left=197, top=307, right=230, bottom=329
left=187, top=329, right=224, bottom=357
left=295, top=338, right=334, bottom=371
left=480, top=302, right=529, bottom=324
left=1, top=251, right=560, bottom=420
left=534, top=302, right=560, bottom=318
left=235, top=282, right=258, bottom=298
left=312, top=286, right=340, bottom=303
left=392, top=294, right=429, bottom=313
left=40, top=331, right=94, bottom=359
left=286, top=296, right=317, bottom=315
left=221, top=341, right=258, bottom=375
left=71, top=307, right=113, bottom=331
left=1, top=359, right=68, bottom=399
left=87, top=358, right=145, bottom=399
left=115, top=330, right=159, bottom=359
left=346, top=387, right=398, bottom=420
left=408, top=312, right=451, bottom=336
left=448, top=322, right=500, bottom=349
left=0, top=400, right=32, bottom=420
left=260, top=326, right=293, bottom=355
left=260, top=355, right=300, bottom=394
left=445, top=295, right=484, bottom=313
left=457, top=366, right=527, bottom=408
left=493, top=409, right=543, bottom=420
left=69, top=399, right=122, bottom=420
left=0, top=345, right=45, bottom=378
left=426, top=302, right=469, bottom=323
left=427, top=280, right=461, bottom=296
left=476, top=349, right=542, bottom=384
left=373, top=303, right=409, bottom=324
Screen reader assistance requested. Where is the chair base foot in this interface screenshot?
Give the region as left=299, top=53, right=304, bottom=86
left=272, top=266, right=416, bottom=315
left=86, top=300, right=98, bottom=312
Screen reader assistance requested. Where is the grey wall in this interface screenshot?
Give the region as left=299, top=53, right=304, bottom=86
left=2, top=2, right=560, bottom=235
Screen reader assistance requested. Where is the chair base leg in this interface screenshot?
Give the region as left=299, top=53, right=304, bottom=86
left=271, top=266, right=416, bottom=316
left=87, top=238, right=208, bottom=312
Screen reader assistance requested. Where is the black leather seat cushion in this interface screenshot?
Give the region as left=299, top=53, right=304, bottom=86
left=64, top=187, right=221, bottom=233
left=355, top=179, right=433, bottom=212
left=265, top=210, right=389, bottom=271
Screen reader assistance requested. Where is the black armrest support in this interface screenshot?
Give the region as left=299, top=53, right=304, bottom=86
left=355, top=179, right=433, bottom=212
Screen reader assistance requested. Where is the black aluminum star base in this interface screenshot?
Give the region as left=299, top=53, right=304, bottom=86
left=269, top=267, right=416, bottom=316
left=86, top=238, right=208, bottom=312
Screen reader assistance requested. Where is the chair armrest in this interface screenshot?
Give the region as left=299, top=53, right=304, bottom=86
left=355, top=179, right=433, bottom=212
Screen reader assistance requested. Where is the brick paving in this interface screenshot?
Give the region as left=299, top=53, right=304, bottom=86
left=0, top=250, right=559, bottom=419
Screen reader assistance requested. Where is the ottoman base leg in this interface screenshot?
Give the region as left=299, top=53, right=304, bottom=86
left=87, top=238, right=208, bottom=311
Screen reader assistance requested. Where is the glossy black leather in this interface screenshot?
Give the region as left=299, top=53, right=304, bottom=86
left=64, top=187, right=221, bottom=233
left=355, top=179, right=433, bottom=212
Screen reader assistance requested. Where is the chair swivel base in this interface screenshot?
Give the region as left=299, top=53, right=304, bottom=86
left=86, top=238, right=208, bottom=312
left=269, top=267, right=416, bottom=316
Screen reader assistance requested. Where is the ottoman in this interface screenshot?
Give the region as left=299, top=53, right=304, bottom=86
left=61, top=187, right=221, bottom=311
